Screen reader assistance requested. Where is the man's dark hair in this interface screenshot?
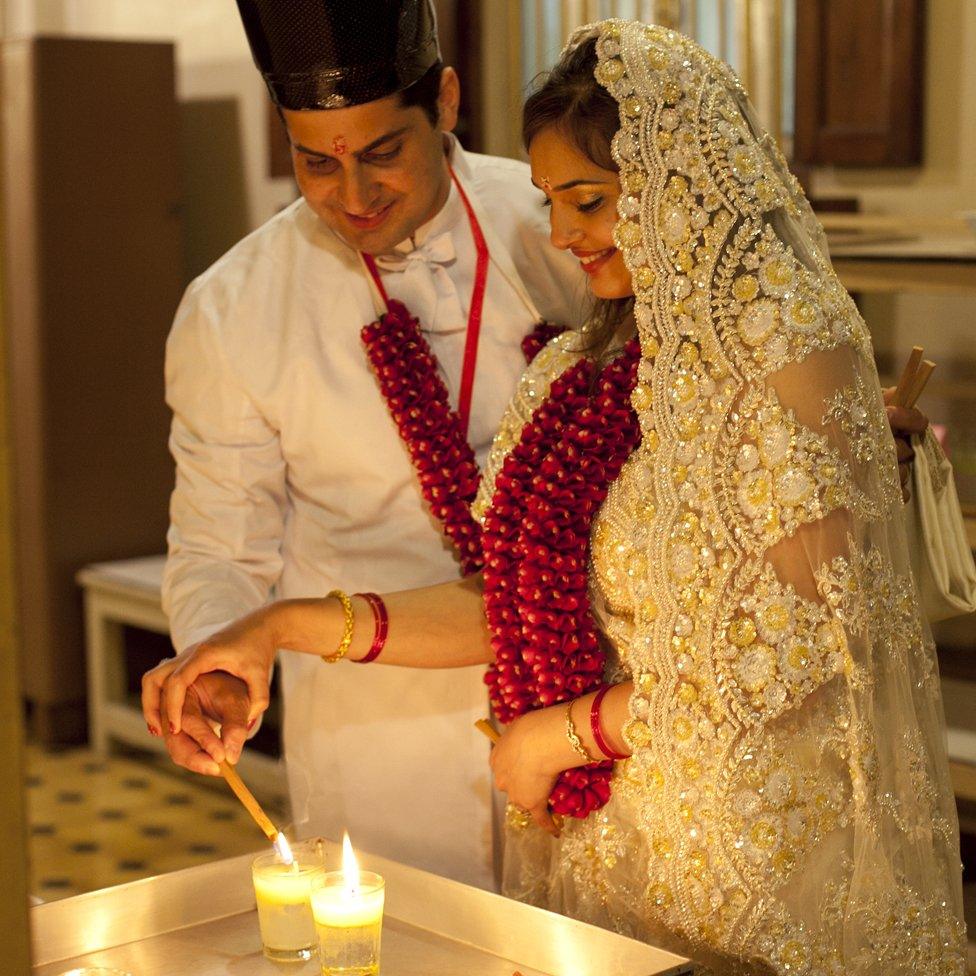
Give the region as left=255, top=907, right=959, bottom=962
left=398, top=60, right=445, bottom=126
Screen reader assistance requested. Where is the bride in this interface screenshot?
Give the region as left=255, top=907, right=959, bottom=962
left=143, top=20, right=965, bottom=974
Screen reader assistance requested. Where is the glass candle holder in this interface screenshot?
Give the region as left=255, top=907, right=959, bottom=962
left=56, top=970, right=134, bottom=975
left=311, top=870, right=385, bottom=976
left=252, top=839, right=327, bottom=962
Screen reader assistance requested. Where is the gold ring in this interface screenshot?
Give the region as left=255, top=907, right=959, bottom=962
left=505, top=802, right=532, bottom=830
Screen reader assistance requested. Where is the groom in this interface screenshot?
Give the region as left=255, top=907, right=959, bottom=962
left=149, top=0, right=581, bottom=890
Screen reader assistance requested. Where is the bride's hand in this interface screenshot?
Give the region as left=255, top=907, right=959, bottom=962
left=883, top=386, right=929, bottom=501
left=489, top=710, right=564, bottom=837
left=142, top=603, right=283, bottom=738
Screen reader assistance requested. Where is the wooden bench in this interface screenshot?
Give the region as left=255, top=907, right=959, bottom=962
left=77, top=556, right=286, bottom=802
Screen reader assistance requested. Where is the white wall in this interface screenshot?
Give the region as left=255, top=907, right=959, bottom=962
left=3, top=0, right=297, bottom=230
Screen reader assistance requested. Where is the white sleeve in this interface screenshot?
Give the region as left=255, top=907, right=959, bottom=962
left=162, top=287, right=287, bottom=651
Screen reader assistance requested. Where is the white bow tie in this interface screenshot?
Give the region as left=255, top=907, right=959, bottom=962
left=373, top=232, right=464, bottom=334
left=373, top=231, right=456, bottom=273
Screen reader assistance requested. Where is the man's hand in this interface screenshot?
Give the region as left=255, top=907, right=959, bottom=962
left=159, top=671, right=251, bottom=776
left=141, top=604, right=279, bottom=741
left=883, top=386, right=929, bottom=501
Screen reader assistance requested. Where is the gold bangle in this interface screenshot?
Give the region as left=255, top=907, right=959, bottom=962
left=321, top=589, right=354, bottom=664
left=565, top=700, right=597, bottom=764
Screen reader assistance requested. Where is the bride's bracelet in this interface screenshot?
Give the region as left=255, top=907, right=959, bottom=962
left=320, top=589, right=354, bottom=664
left=590, top=685, right=629, bottom=761
left=565, top=700, right=598, bottom=764
left=352, top=592, right=388, bottom=664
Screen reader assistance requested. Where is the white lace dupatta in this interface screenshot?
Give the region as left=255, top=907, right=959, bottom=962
left=488, top=20, right=966, bottom=975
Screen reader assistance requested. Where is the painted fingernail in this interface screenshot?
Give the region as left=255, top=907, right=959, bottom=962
left=169, top=722, right=177, bottom=735
left=147, top=723, right=159, bottom=737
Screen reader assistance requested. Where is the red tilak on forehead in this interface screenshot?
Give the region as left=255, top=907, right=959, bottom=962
left=541, top=176, right=552, bottom=193
left=333, top=135, right=348, bottom=155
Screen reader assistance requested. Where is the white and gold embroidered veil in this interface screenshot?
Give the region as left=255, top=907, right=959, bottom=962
left=476, top=19, right=965, bottom=976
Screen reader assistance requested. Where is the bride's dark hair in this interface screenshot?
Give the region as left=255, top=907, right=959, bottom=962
left=522, top=33, right=634, bottom=357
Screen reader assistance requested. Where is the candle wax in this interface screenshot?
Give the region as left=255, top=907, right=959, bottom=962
left=252, top=848, right=325, bottom=955
left=311, top=879, right=384, bottom=928
left=312, top=871, right=385, bottom=976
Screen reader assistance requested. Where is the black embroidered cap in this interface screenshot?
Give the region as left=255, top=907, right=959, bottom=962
left=236, top=0, right=441, bottom=110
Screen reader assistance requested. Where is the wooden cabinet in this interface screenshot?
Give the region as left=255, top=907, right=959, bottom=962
left=1, top=37, right=183, bottom=742
left=794, top=0, right=926, bottom=167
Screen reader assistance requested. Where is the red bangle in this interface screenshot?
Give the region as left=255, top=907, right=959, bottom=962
left=590, top=685, right=628, bottom=761
left=353, top=592, right=388, bottom=663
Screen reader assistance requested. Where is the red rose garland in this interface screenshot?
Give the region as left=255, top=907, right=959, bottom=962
left=362, top=299, right=484, bottom=575
left=363, top=301, right=642, bottom=820
left=520, top=321, right=565, bottom=364
left=362, top=307, right=564, bottom=576
left=482, top=338, right=642, bottom=818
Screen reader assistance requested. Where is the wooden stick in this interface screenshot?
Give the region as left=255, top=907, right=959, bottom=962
left=475, top=718, right=501, bottom=744
left=219, top=760, right=279, bottom=842
left=906, top=360, right=936, bottom=409
left=892, top=345, right=924, bottom=407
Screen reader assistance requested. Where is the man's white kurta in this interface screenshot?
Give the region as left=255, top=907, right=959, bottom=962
left=163, top=141, right=583, bottom=889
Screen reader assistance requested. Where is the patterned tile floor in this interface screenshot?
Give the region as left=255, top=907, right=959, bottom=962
left=26, top=743, right=286, bottom=901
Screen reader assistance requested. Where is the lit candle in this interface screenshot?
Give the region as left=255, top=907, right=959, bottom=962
left=252, top=835, right=326, bottom=962
left=311, top=833, right=385, bottom=975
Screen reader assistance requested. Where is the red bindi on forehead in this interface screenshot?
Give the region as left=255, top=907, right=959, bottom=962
left=332, top=135, right=348, bottom=155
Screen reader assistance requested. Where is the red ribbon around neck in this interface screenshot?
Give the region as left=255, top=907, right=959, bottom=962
left=361, top=168, right=489, bottom=437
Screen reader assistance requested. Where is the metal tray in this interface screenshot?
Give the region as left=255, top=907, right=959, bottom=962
left=31, top=839, right=692, bottom=975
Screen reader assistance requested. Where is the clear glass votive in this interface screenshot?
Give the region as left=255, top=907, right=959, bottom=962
left=252, top=838, right=327, bottom=962
left=311, top=870, right=385, bottom=976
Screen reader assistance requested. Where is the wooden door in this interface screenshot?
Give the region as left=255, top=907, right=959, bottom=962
left=794, top=0, right=926, bottom=166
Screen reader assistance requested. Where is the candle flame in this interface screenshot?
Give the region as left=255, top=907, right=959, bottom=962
left=273, top=831, right=294, bottom=865
left=341, top=831, right=360, bottom=894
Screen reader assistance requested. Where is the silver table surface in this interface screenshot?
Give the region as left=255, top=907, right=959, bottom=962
left=32, top=840, right=693, bottom=976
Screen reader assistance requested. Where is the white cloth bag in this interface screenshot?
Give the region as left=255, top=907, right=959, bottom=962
left=906, top=428, right=976, bottom=622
